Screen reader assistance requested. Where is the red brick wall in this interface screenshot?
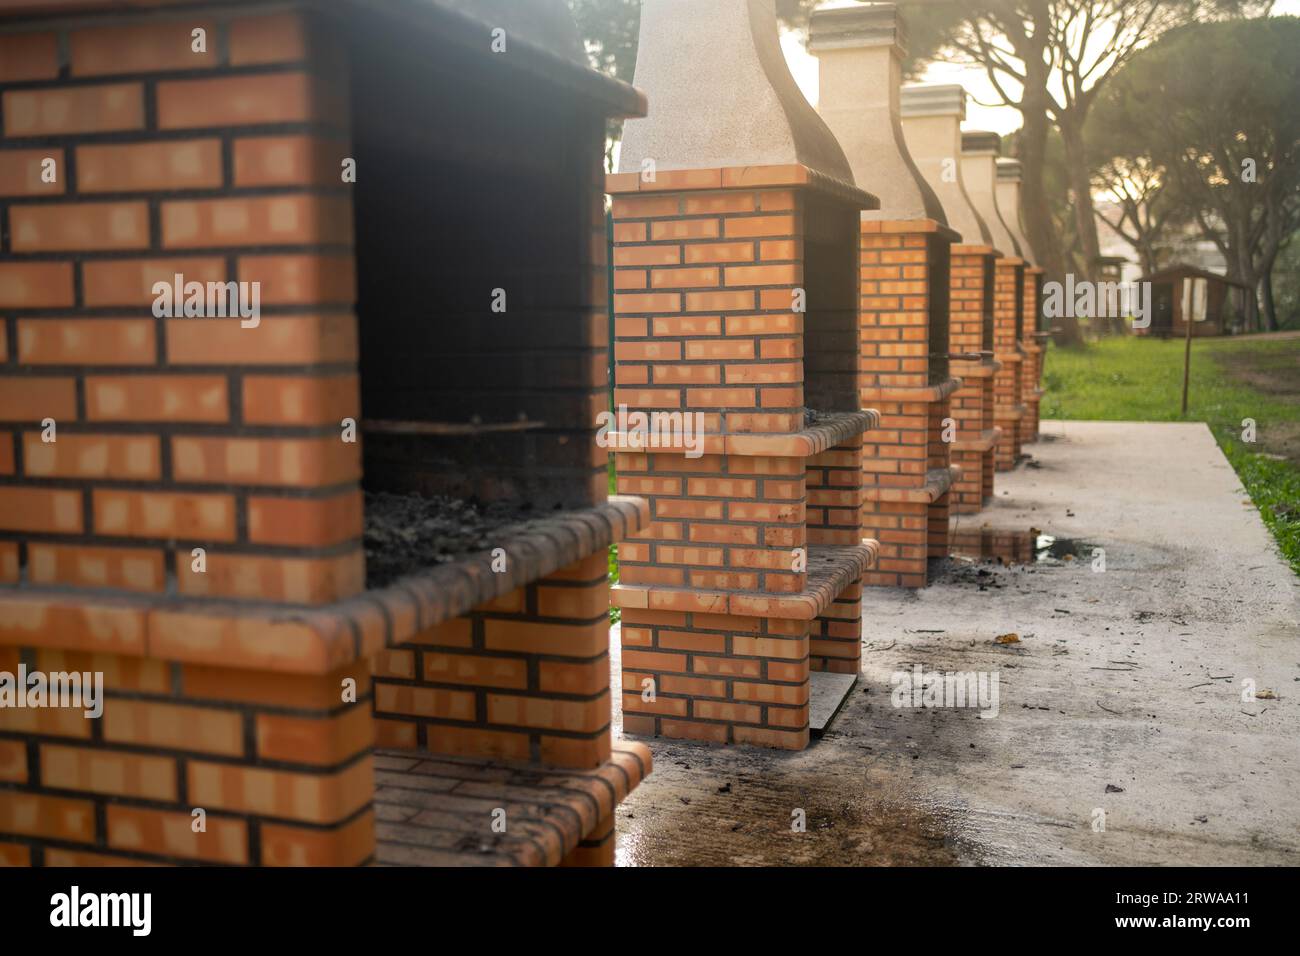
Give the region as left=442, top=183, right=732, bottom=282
left=610, top=174, right=813, bottom=745
left=861, top=396, right=931, bottom=588
left=608, top=167, right=870, bottom=745
left=1020, top=267, right=1045, bottom=444
left=858, top=224, right=949, bottom=390
left=610, top=175, right=815, bottom=596
left=858, top=222, right=955, bottom=586
left=373, top=553, right=614, bottom=769
left=808, top=434, right=863, bottom=672
left=0, top=637, right=375, bottom=866
left=947, top=246, right=997, bottom=513
left=0, top=5, right=362, bottom=607
left=993, top=258, right=1025, bottom=471
left=620, top=607, right=811, bottom=750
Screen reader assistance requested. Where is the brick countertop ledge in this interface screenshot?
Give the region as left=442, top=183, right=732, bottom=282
left=605, top=409, right=880, bottom=458
left=862, top=467, right=963, bottom=505
left=373, top=741, right=651, bottom=866
left=0, top=496, right=650, bottom=677
left=610, top=542, right=878, bottom=621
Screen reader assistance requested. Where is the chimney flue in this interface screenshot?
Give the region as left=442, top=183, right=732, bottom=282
left=961, top=129, right=1021, bottom=257
left=996, top=157, right=1035, bottom=265
left=809, top=2, right=945, bottom=222
left=900, top=84, right=992, bottom=246
left=618, top=0, right=855, bottom=182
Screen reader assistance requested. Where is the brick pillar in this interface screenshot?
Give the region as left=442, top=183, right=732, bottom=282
left=608, top=166, right=878, bottom=748
left=373, top=553, right=615, bottom=768
left=993, top=256, right=1027, bottom=471
left=859, top=223, right=960, bottom=587
left=981, top=378, right=997, bottom=500
left=1020, top=266, right=1046, bottom=445
left=0, top=5, right=377, bottom=866
left=947, top=245, right=1000, bottom=514
left=807, top=431, right=866, bottom=673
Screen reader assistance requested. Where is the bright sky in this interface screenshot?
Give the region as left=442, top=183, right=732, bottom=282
left=782, top=0, right=1300, bottom=136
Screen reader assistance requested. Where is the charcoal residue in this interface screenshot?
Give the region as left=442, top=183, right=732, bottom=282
left=363, top=491, right=534, bottom=589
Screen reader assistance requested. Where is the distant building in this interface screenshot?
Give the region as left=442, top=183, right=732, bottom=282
left=1136, top=265, right=1252, bottom=337
left=1094, top=199, right=1231, bottom=282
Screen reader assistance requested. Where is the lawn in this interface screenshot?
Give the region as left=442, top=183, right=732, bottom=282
left=1043, top=335, right=1300, bottom=574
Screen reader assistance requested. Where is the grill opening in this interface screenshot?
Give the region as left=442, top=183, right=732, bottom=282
left=801, top=193, right=862, bottom=417
left=345, top=15, right=610, bottom=582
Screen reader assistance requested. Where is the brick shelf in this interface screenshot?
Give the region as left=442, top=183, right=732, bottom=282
left=373, top=741, right=651, bottom=867
left=862, top=466, right=959, bottom=505
left=859, top=380, right=963, bottom=404
left=0, top=497, right=649, bottom=675
left=607, top=409, right=879, bottom=459
left=362, top=496, right=649, bottom=631
left=950, top=356, right=1001, bottom=381
left=951, top=427, right=1002, bottom=456
left=612, top=542, right=877, bottom=621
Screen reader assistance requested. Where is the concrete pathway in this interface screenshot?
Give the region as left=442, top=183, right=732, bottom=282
left=611, top=421, right=1300, bottom=865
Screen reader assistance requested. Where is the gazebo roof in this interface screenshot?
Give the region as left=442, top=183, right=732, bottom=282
left=1139, top=265, right=1250, bottom=289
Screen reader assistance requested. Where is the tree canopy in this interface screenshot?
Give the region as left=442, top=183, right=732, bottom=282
left=1088, top=15, right=1300, bottom=329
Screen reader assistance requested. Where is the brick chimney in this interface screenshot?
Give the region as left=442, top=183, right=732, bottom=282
left=900, top=85, right=1002, bottom=513
left=809, top=3, right=962, bottom=587
left=963, top=131, right=1026, bottom=472
left=608, top=0, right=881, bottom=747
left=0, top=0, right=650, bottom=867
left=997, top=158, right=1047, bottom=445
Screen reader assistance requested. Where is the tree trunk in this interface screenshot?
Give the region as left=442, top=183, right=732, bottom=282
left=1233, top=247, right=1260, bottom=333
left=1018, top=65, right=1083, bottom=346
left=1141, top=244, right=1159, bottom=277
left=1262, top=268, right=1278, bottom=333
left=1019, top=105, right=1062, bottom=276
left=1059, top=118, right=1102, bottom=284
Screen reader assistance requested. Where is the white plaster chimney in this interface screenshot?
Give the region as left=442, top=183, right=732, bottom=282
left=899, top=84, right=992, bottom=246
left=996, top=158, right=1035, bottom=265
left=961, top=130, right=1020, bottom=257
left=808, top=3, right=945, bottom=222
left=617, top=0, right=855, bottom=182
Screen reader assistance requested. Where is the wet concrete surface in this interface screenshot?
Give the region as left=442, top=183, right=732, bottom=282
left=611, top=421, right=1300, bottom=866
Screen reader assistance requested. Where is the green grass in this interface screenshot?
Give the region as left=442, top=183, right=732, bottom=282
left=1044, top=336, right=1300, bottom=574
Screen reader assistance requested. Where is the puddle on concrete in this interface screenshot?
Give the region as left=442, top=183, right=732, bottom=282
left=947, top=527, right=1050, bottom=565
left=1040, top=536, right=1102, bottom=563
left=947, top=527, right=1101, bottom=567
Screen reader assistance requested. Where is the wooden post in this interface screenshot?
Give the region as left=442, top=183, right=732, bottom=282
left=1181, top=300, right=1193, bottom=416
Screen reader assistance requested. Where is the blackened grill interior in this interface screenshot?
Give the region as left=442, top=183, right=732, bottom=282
left=347, top=14, right=607, bottom=513
left=802, top=193, right=861, bottom=414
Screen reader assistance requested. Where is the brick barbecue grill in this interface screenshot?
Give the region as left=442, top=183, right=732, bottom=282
left=608, top=0, right=882, bottom=748
left=962, top=130, right=1028, bottom=472
left=0, top=0, right=650, bottom=867
left=901, top=84, right=1003, bottom=516
left=996, top=158, right=1047, bottom=445
left=811, top=4, right=962, bottom=587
